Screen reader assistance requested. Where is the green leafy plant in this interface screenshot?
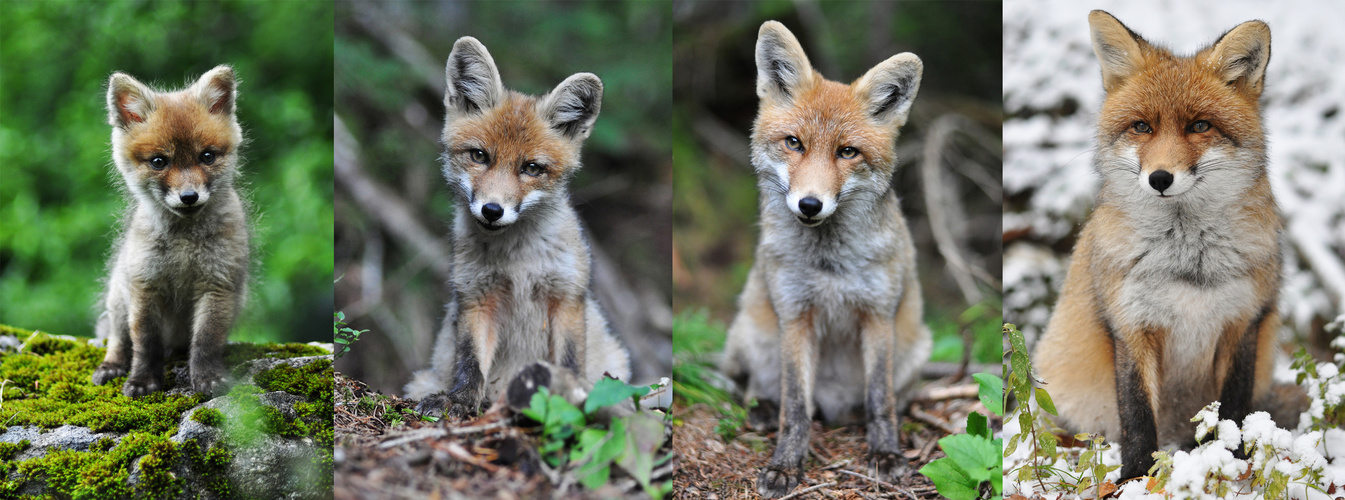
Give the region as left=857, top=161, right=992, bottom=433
left=919, top=372, right=1004, bottom=500
left=671, top=310, right=748, bottom=440
left=518, top=378, right=672, bottom=498
left=333, top=311, right=367, bottom=360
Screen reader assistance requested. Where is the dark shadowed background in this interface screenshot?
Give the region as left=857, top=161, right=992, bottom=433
left=0, top=0, right=335, bottom=344
left=333, top=0, right=674, bottom=394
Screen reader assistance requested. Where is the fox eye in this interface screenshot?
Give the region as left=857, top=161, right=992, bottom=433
left=149, top=156, right=168, bottom=170
left=1132, top=121, right=1152, bottom=134
left=784, top=136, right=804, bottom=152
left=837, top=146, right=859, bottom=159
left=521, top=162, right=546, bottom=177
left=1188, top=120, right=1211, bottom=133
left=469, top=149, right=489, bottom=164
left=199, top=151, right=215, bottom=165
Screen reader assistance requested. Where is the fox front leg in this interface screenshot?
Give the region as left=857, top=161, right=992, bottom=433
left=860, top=310, right=906, bottom=482
left=416, top=300, right=497, bottom=418
left=91, top=306, right=131, bottom=386
left=1112, top=327, right=1161, bottom=481
left=1217, top=307, right=1272, bottom=458
left=189, top=289, right=238, bottom=397
left=758, top=311, right=817, bottom=498
left=548, top=295, right=586, bottom=376
left=122, top=297, right=166, bottom=398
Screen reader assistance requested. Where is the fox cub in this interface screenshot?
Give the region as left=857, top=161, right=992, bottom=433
left=92, top=65, right=249, bottom=398
left=720, top=21, right=932, bottom=498
left=405, top=37, right=630, bottom=417
left=1033, top=11, right=1302, bottom=480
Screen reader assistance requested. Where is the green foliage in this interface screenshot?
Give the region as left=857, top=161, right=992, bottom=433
left=333, top=311, right=367, bottom=360
left=0, top=0, right=334, bottom=344
left=670, top=309, right=748, bottom=440
left=518, top=379, right=671, bottom=498
left=191, top=407, right=225, bottom=427
left=931, top=299, right=1006, bottom=364
left=920, top=373, right=1004, bottom=500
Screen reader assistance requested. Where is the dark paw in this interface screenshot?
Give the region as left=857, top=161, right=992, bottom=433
left=748, top=399, right=780, bottom=431
left=415, top=392, right=452, bottom=417
left=756, top=465, right=802, bottom=498
left=91, top=363, right=127, bottom=386
left=192, top=374, right=228, bottom=398
left=122, top=378, right=162, bottom=398
left=867, top=451, right=907, bottom=483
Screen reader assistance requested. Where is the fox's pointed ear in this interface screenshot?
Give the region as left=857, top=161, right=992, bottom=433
left=1089, top=10, right=1149, bottom=92
left=854, top=53, right=922, bottom=128
left=543, top=73, right=602, bottom=140
left=756, top=21, right=815, bottom=103
left=107, top=72, right=155, bottom=128
left=445, top=36, right=504, bottom=116
left=1207, top=20, right=1271, bottom=97
left=193, top=65, right=237, bottom=115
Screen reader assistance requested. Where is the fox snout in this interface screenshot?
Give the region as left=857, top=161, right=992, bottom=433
left=469, top=197, right=520, bottom=231
left=160, top=169, right=211, bottom=215
left=1139, top=166, right=1195, bottom=198
left=786, top=191, right=835, bottom=226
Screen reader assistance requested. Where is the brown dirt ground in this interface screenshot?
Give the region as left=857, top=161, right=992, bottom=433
left=334, top=372, right=673, bottom=499
left=672, top=377, right=998, bottom=499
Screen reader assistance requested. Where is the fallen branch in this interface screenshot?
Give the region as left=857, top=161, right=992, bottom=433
left=778, top=480, right=838, bottom=500
left=912, top=384, right=979, bottom=402
left=909, top=406, right=959, bottom=435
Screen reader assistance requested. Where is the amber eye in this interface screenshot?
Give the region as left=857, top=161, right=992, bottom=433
left=149, top=156, right=168, bottom=170
left=469, top=149, right=489, bottom=164
left=521, top=162, right=546, bottom=177
left=837, top=146, right=859, bottom=159
left=1132, top=121, right=1152, bottom=134
left=199, top=151, right=215, bottom=165
left=1189, top=120, right=1211, bottom=133
left=784, top=136, right=804, bottom=152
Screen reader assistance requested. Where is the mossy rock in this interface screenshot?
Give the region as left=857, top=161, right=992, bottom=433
left=0, top=325, right=333, bottom=499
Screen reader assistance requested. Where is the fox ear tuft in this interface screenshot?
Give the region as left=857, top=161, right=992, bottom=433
left=755, top=21, right=814, bottom=102
left=445, top=37, right=504, bottom=116
left=855, top=53, right=922, bottom=128
left=544, top=73, right=602, bottom=140
left=1208, top=20, right=1271, bottom=97
left=195, top=65, right=237, bottom=115
left=107, top=72, right=155, bottom=128
left=1089, top=10, right=1149, bottom=92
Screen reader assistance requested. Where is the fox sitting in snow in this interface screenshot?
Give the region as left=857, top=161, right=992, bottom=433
left=1033, top=10, right=1305, bottom=481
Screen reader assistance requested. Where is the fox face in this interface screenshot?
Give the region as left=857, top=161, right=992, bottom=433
left=751, top=21, right=921, bottom=227
left=107, top=66, right=242, bottom=218
left=1089, top=11, right=1270, bottom=201
left=440, top=37, right=602, bottom=233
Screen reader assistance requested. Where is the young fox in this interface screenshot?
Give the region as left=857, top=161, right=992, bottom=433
left=405, top=37, right=630, bottom=416
left=1033, top=11, right=1297, bottom=480
left=92, top=65, right=249, bottom=398
left=720, top=21, right=932, bottom=498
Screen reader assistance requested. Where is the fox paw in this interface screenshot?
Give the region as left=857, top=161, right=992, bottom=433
left=122, top=378, right=162, bottom=398
left=867, top=450, right=907, bottom=483
left=192, top=374, right=228, bottom=398
left=757, top=465, right=802, bottom=498
left=91, top=364, right=127, bottom=386
left=415, top=392, right=452, bottom=417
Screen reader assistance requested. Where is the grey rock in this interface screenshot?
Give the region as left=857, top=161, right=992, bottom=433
left=2, top=425, right=121, bottom=460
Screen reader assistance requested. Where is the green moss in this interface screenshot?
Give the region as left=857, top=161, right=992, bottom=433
left=0, top=439, right=30, bottom=461
left=191, top=407, right=225, bottom=427
left=223, top=342, right=328, bottom=367
left=11, top=432, right=183, bottom=499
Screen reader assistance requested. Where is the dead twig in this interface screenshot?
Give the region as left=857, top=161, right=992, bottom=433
left=909, top=406, right=959, bottom=435
left=837, top=469, right=919, bottom=499
left=779, top=480, right=839, bottom=500
left=912, top=384, right=979, bottom=402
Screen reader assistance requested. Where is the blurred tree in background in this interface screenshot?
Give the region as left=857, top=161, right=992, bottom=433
left=334, top=0, right=673, bottom=393
left=0, top=0, right=334, bottom=343
left=673, top=1, right=1004, bottom=365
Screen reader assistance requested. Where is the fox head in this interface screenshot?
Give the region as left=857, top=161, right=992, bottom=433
left=750, top=21, right=921, bottom=227
left=440, top=36, right=601, bottom=233
left=1089, top=10, right=1270, bottom=201
left=107, top=65, right=242, bottom=218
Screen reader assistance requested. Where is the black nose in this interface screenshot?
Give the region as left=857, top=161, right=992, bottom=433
left=798, top=197, right=823, bottom=217
left=1149, top=170, right=1174, bottom=193
left=180, top=190, right=198, bottom=205
left=481, top=203, right=504, bottom=222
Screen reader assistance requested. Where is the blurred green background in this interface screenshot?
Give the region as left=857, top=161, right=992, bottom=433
left=0, top=0, right=334, bottom=343
left=672, top=1, right=1004, bottom=366
left=334, top=1, right=673, bottom=393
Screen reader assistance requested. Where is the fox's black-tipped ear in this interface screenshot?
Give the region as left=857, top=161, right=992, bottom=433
left=107, top=72, right=155, bottom=128
left=755, top=21, right=815, bottom=102
left=854, top=53, right=922, bottom=128
left=445, top=36, right=504, bottom=116
left=193, top=65, right=237, bottom=115
left=543, top=73, right=602, bottom=140
left=1089, top=10, right=1149, bottom=92
left=1208, top=20, right=1271, bottom=97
